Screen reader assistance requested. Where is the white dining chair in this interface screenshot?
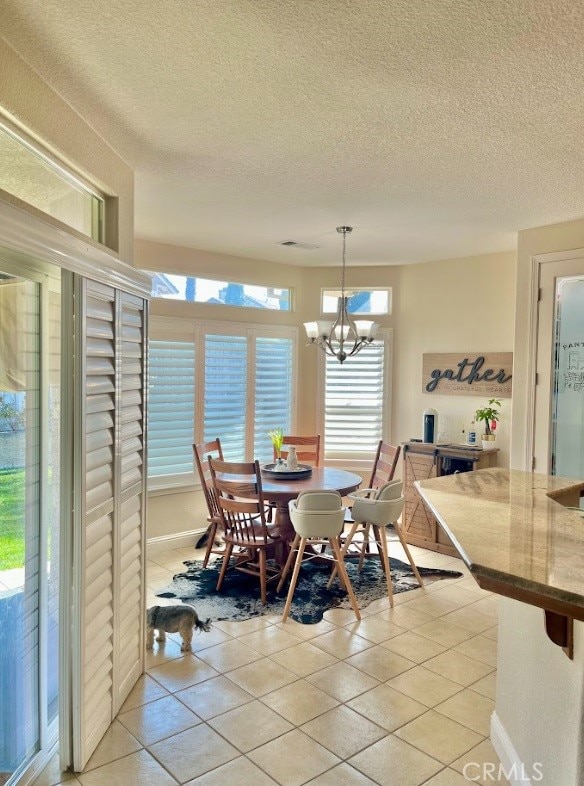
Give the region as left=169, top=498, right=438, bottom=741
left=277, top=489, right=361, bottom=622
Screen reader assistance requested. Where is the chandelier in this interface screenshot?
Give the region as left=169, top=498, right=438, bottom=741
left=303, top=227, right=379, bottom=363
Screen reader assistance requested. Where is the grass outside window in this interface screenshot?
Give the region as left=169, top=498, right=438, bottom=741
left=0, top=468, right=25, bottom=571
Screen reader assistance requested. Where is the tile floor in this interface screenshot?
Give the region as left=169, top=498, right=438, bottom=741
left=36, top=541, right=509, bottom=786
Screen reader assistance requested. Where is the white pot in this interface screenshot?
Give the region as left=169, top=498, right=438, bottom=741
left=481, top=435, right=497, bottom=451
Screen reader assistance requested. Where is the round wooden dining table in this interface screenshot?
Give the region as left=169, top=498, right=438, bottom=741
left=261, top=466, right=362, bottom=542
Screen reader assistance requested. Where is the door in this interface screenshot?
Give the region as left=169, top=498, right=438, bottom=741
left=535, top=256, right=584, bottom=477
left=0, top=263, right=61, bottom=785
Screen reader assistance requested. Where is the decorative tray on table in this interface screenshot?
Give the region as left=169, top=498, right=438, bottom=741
left=261, top=463, right=313, bottom=480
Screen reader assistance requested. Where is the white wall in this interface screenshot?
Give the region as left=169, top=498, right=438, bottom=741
left=392, top=251, right=516, bottom=470
left=497, top=218, right=584, bottom=786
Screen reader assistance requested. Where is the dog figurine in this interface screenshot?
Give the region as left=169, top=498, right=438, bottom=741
left=146, top=604, right=211, bottom=652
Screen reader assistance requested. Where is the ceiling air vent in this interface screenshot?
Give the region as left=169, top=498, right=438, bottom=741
left=278, top=240, right=321, bottom=250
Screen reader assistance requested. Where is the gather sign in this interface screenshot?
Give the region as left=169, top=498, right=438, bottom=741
left=422, top=353, right=513, bottom=397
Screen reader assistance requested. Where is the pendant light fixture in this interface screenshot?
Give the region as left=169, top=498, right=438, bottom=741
left=303, top=226, right=379, bottom=363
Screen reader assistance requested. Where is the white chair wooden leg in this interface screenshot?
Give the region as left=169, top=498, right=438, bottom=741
left=282, top=537, right=306, bottom=622
left=331, top=537, right=361, bottom=620
left=358, top=523, right=371, bottom=571
left=377, top=526, right=394, bottom=607
left=277, top=533, right=300, bottom=592
left=327, top=521, right=360, bottom=589
left=395, top=524, right=424, bottom=587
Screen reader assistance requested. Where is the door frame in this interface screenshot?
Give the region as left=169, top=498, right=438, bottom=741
left=523, top=247, right=584, bottom=472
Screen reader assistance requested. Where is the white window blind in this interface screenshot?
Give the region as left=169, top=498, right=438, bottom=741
left=254, top=337, right=293, bottom=462
left=148, top=340, right=195, bottom=477
left=324, top=340, right=385, bottom=457
left=204, top=334, right=248, bottom=461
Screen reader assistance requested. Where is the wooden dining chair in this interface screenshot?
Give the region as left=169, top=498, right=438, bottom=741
left=343, top=440, right=401, bottom=568
left=193, top=438, right=225, bottom=567
left=208, top=458, right=284, bottom=604
left=275, top=435, right=321, bottom=466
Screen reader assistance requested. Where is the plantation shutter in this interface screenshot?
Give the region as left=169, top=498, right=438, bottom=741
left=72, top=279, right=147, bottom=770
left=324, top=340, right=385, bottom=457
left=75, top=280, right=116, bottom=766
left=148, top=340, right=195, bottom=479
left=253, top=336, right=293, bottom=461
left=113, top=293, right=146, bottom=711
left=204, top=334, right=247, bottom=461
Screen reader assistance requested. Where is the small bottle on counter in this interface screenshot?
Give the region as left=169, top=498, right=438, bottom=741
left=467, top=420, right=477, bottom=446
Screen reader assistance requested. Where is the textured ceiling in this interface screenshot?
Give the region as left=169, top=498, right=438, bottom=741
left=3, top=1, right=584, bottom=266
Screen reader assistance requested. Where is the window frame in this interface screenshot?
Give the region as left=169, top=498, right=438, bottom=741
left=148, top=316, right=298, bottom=493
left=316, top=328, right=393, bottom=471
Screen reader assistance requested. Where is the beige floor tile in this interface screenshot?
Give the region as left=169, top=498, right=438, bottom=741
left=226, top=657, right=298, bottom=696
left=392, top=586, right=428, bottom=605
left=275, top=618, right=338, bottom=639
left=413, top=619, right=474, bottom=648
left=174, top=675, right=254, bottom=719
left=145, top=637, right=187, bottom=668
left=306, top=661, right=379, bottom=702
left=394, top=709, right=483, bottom=765
left=435, top=689, right=495, bottom=736
left=347, top=683, right=427, bottom=732
left=376, top=604, right=435, bottom=630
left=77, top=749, right=177, bottom=786
left=300, top=704, right=386, bottom=759
left=441, top=606, right=497, bottom=634
left=311, top=628, right=375, bottom=659
left=431, top=586, right=487, bottom=608
left=196, top=639, right=262, bottom=672
left=212, top=616, right=272, bottom=636
left=467, top=596, right=500, bottom=617
left=398, top=594, right=461, bottom=618
left=146, top=564, right=176, bottom=584
left=451, top=738, right=510, bottom=785
left=148, top=723, right=239, bottom=782
left=248, top=729, right=340, bottom=786
left=148, top=654, right=220, bottom=692
left=183, top=755, right=278, bottom=786
left=455, top=577, right=491, bottom=596
left=454, top=635, right=498, bottom=668
left=323, top=608, right=364, bottom=626
left=381, top=631, right=447, bottom=663
left=121, top=674, right=170, bottom=712
left=343, top=616, right=406, bottom=643
left=179, top=625, right=232, bottom=653
left=270, top=641, right=338, bottom=676
left=422, top=767, right=475, bottom=786
left=470, top=672, right=497, bottom=700
left=387, top=665, right=463, bottom=707
left=345, top=645, right=415, bottom=681
left=423, top=651, right=493, bottom=687
left=118, top=694, right=201, bottom=745
left=260, top=679, right=339, bottom=725
left=305, top=762, right=379, bottom=785
left=483, top=625, right=498, bottom=641
left=84, top=720, right=142, bottom=771
left=349, top=734, right=442, bottom=786
left=238, top=625, right=303, bottom=655
left=32, top=752, right=76, bottom=786
left=54, top=779, right=82, bottom=786
left=208, top=699, right=293, bottom=752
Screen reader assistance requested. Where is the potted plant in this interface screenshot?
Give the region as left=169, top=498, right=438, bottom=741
left=474, top=399, right=501, bottom=451
left=268, top=427, right=286, bottom=470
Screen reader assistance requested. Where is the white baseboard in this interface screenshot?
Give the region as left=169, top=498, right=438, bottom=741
left=147, top=528, right=207, bottom=555
left=491, top=711, right=533, bottom=786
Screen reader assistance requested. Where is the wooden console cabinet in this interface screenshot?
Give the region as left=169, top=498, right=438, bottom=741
left=402, top=442, right=498, bottom=557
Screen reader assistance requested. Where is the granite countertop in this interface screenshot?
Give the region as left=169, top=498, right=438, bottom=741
left=415, top=468, right=584, bottom=620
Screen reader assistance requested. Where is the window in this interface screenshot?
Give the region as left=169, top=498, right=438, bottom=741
left=0, top=122, right=104, bottom=242
left=321, top=335, right=390, bottom=460
left=148, top=272, right=291, bottom=311
left=148, top=320, right=296, bottom=486
left=322, top=288, right=391, bottom=315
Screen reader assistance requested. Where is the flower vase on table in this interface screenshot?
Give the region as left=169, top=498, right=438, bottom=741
left=274, top=457, right=286, bottom=472
left=286, top=445, right=299, bottom=470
